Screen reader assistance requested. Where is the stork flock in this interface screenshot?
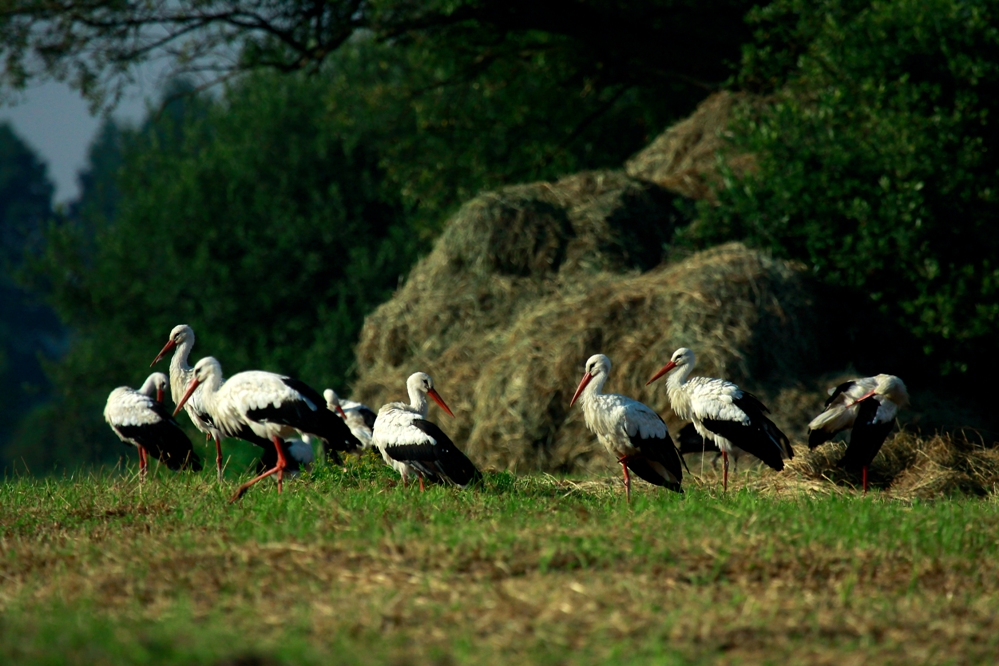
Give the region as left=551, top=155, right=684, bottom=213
left=105, top=324, right=909, bottom=501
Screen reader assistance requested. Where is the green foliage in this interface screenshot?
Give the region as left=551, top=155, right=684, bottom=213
left=318, top=24, right=720, bottom=233
left=0, top=122, right=61, bottom=449
left=5, top=71, right=421, bottom=472
left=689, top=0, right=999, bottom=375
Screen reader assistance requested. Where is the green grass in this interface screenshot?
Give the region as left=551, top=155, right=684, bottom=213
left=2, top=455, right=999, bottom=664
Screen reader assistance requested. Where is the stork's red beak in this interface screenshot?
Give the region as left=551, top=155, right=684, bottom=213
left=570, top=372, right=593, bottom=407
left=335, top=404, right=347, bottom=419
left=427, top=388, right=455, bottom=418
left=646, top=360, right=677, bottom=386
left=151, top=338, right=176, bottom=367
left=174, top=377, right=200, bottom=416
left=156, top=387, right=164, bottom=404
left=849, top=389, right=878, bottom=407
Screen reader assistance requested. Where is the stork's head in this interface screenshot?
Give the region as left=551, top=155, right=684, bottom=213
left=323, top=388, right=348, bottom=419
left=151, top=324, right=195, bottom=366
left=140, top=372, right=170, bottom=404
left=407, top=371, right=454, bottom=417
left=851, top=373, right=910, bottom=409
left=151, top=372, right=169, bottom=405
left=646, top=347, right=695, bottom=385
left=875, top=374, right=910, bottom=407
left=570, top=354, right=611, bottom=407
left=173, top=356, right=222, bottom=416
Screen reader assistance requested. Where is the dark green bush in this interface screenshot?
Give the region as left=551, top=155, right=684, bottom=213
left=691, top=0, right=999, bottom=376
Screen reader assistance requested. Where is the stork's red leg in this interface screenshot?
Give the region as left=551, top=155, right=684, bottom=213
left=138, top=446, right=148, bottom=483
left=722, top=450, right=729, bottom=492
left=272, top=436, right=288, bottom=494
left=214, top=435, right=223, bottom=482
left=229, top=436, right=287, bottom=502
left=862, top=465, right=868, bottom=495
left=619, top=456, right=632, bottom=503
left=419, top=474, right=425, bottom=492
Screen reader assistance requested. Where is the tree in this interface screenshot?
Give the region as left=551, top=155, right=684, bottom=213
left=4, top=70, right=422, bottom=471
left=690, top=0, right=999, bottom=378
left=0, top=122, right=61, bottom=458
left=0, top=1, right=754, bottom=110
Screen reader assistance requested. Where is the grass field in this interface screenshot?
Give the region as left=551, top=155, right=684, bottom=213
left=2, top=454, right=999, bottom=665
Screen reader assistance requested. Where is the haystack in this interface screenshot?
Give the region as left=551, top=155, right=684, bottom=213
left=625, top=91, right=755, bottom=201
left=348, top=90, right=998, bottom=482
left=788, top=431, right=999, bottom=499
left=351, top=161, right=823, bottom=472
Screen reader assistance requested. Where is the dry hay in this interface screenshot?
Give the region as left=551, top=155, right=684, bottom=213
left=352, top=191, right=822, bottom=473
left=625, top=91, right=756, bottom=201
left=786, top=430, right=999, bottom=499
left=348, top=92, right=997, bottom=491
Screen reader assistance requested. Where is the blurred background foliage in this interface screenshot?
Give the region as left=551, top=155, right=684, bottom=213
left=0, top=0, right=997, bottom=471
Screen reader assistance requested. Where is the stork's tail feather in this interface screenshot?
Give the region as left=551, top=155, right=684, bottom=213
left=626, top=458, right=684, bottom=494
left=436, top=445, right=483, bottom=488
left=762, top=415, right=793, bottom=460
left=315, top=408, right=363, bottom=453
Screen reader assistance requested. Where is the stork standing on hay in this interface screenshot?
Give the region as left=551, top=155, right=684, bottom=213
left=808, top=374, right=909, bottom=493
left=174, top=357, right=360, bottom=501
left=646, top=347, right=793, bottom=491
left=104, top=372, right=203, bottom=480
left=372, top=372, right=481, bottom=489
left=570, top=354, right=684, bottom=502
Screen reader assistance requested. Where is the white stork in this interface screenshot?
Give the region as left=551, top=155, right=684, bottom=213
left=104, top=372, right=202, bottom=480
left=324, top=389, right=376, bottom=450
left=570, top=354, right=684, bottom=502
left=646, top=347, right=793, bottom=491
left=371, top=372, right=481, bottom=490
left=175, top=357, right=361, bottom=501
left=150, top=324, right=226, bottom=480
left=808, top=374, right=909, bottom=492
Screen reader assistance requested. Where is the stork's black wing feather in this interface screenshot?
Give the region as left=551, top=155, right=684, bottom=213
left=388, top=420, right=482, bottom=487
left=734, top=391, right=771, bottom=414
left=627, top=428, right=684, bottom=492
left=809, top=427, right=837, bottom=449
left=839, top=397, right=895, bottom=470
left=700, top=395, right=792, bottom=471
left=244, top=375, right=361, bottom=454
left=280, top=376, right=326, bottom=410
left=825, top=381, right=857, bottom=407
left=117, top=421, right=202, bottom=471
left=358, top=407, right=377, bottom=431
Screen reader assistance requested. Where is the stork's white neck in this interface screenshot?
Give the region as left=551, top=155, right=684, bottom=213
left=664, top=363, right=694, bottom=420
left=138, top=375, right=160, bottom=398
left=578, top=371, right=608, bottom=404
left=408, top=386, right=428, bottom=417
left=169, top=337, right=195, bottom=403
left=200, top=366, right=224, bottom=405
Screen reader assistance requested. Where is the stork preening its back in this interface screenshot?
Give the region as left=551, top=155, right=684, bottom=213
left=104, top=372, right=202, bottom=480
left=325, top=389, right=376, bottom=450
left=808, top=374, right=909, bottom=492
left=372, top=372, right=481, bottom=489
left=175, top=357, right=361, bottom=501
left=570, top=354, right=683, bottom=502
left=151, top=324, right=226, bottom=480
left=646, top=347, right=792, bottom=491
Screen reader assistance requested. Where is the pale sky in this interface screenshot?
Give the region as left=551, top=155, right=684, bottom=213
left=0, top=78, right=156, bottom=204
